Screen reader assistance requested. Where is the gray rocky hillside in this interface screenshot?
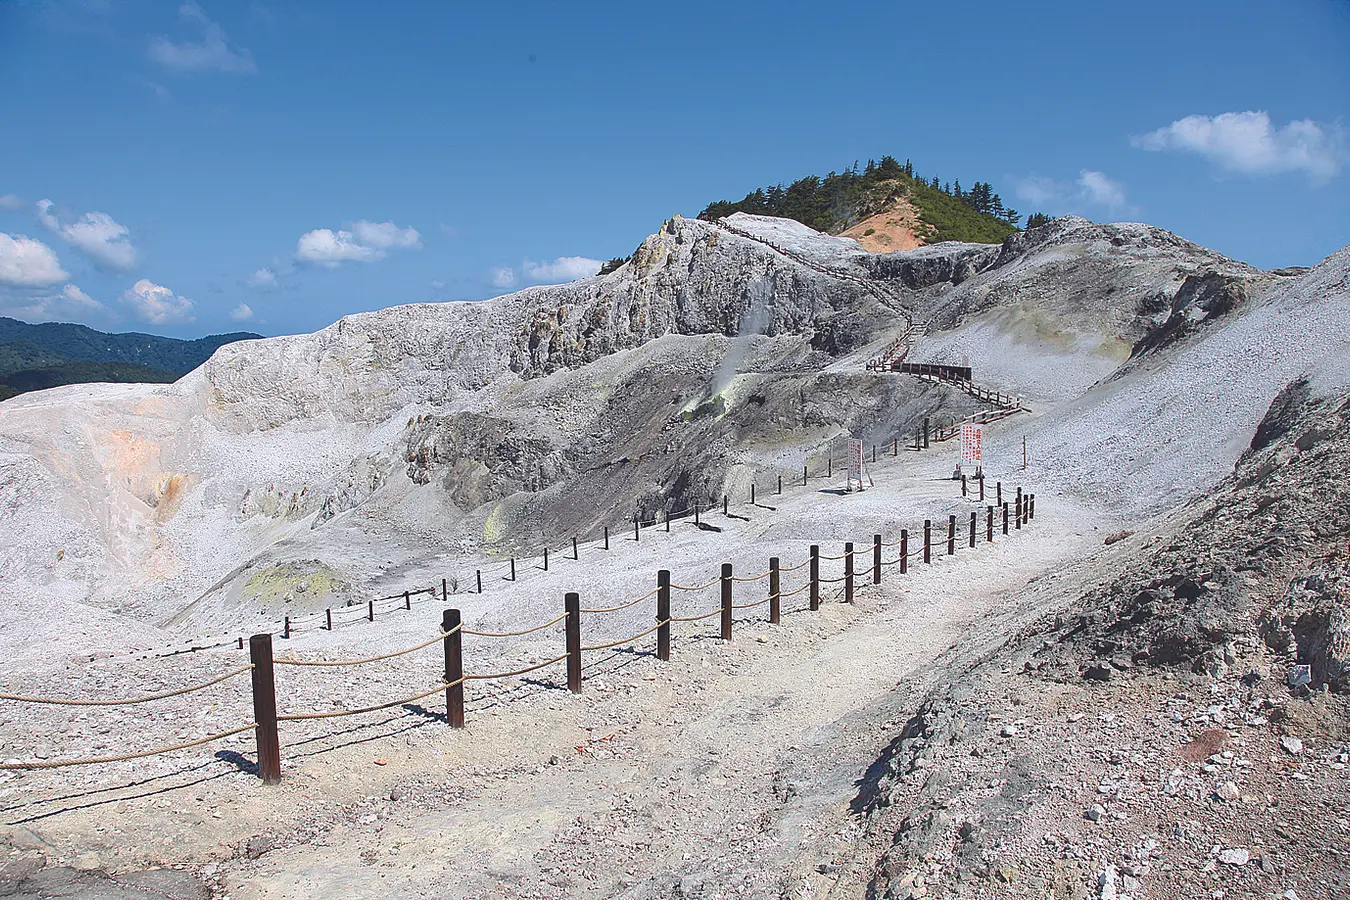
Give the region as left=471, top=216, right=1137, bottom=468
left=0, top=213, right=1316, bottom=639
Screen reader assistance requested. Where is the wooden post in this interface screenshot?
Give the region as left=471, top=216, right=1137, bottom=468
left=948, top=515, right=956, bottom=555
left=1003, top=501, right=1010, bottom=535
left=962, top=474, right=967, bottom=497
left=443, top=609, right=464, bottom=728
left=326, top=608, right=333, bottom=631
left=844, top=543, right=854, bottom=603
left=723, top=495, right=729, bottom=516
left=248, top=634, right=281, bottom=785
left=604, top=526, right=609, bottom=550
left=828, top=456, right=832, bottom=478
left=283, top=616, right=290, bottom=639
left=634, top=516, right=640, bottom=542
left=899, top=530, right=908, bottom=574
left=1015, top=489, right=1023, bottom=530
left=368, top=600, right=374, bottom=622
left=657, top=570, right=671, bottom=661
left=924, top=417, right=930, bottom=448
left=751, top=484, right=756, bottom=505
left=969, top=512, right=976, bottom=548
left=915, top=427, right=921, bottom=451
left=987, top=505, right=994, bottom=542
left=573, top=536, right=579, bottom=559
left=769, top=557, right=781, bottom=624
left=237, top=637, right=244, bottom=650
left=565, top=592, right=581, bottom=693
left=997, top=481, right=1002, bottom=506
left=893, top=438, right=898, bottom=456
left=871, top=444, right=877, bottom=463
left=809, top=545, right=820, bottom=611
left=442, top=578, right=448, bottom=604
left=1023, top=435, right=1027, bottom=470
left=695, top=503, right=701, bottom=526
left=803, top=464, right=808, bottom=485
left=720, top=563, right=733, bottom=641
left=543, top=546, right=549, bottom=571
left=510, top=558, right=516, bottom=581
left=404, top=591, right=411, bottom=611
left=476, top=569, right=483, bottom=593
left=979, top=475, right=985, bottom=502
left=1030, top=494, right=1036, bottom=520
left=873, top=534, right=882, bottom=584
left=924, top=520, right=931, bottom=563
left=665, top=510, right=670, bottom=532
left=777, top=474, right=783, bottom=495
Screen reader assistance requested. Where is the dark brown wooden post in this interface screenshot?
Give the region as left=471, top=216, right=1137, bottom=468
left=987, top=506, right=994, bottom=542
left=695, top=503, right=701, bottom=526
left=777, top=474, right=783, bottom=495
left=442, top=578, right=448, bottom=603
left=809, top=545, right=820, bottom=611
left=893, top=438, right=898, bottom=456
left=510, top=557, right=516, bottom=581
left=368, top=600, right=375, bottom=622
left=237, top=636, right=244, bottom=650
left=803, top=464, right=808, bottom=485
left=248, top=633, right=281, bottom=785
left=751, top=484, right=756, bottom=505
left=915, top=427, right=922, bottom=451
left=543, top=546, right=549, bottom=571
left=997, top=481, right=1003, bottom=506
left=720, top=563, right=733, bottom=641
left=573, top=536, right=579, bottom=559
left=665, top=511, right=670, bottom=532
left=924, top=417, right=930, bottom=448
left=1030, top=494, right=1036, bottom=520
left=325, top=608, right=333, bottom=631
left=871, top=445, right=877, bottom=463
left=1015, top=490, right=1023, bottom=530
left=769, top=557, right=781, bottom=624
left=979, top=475, right=985, bottom=502
left=404, top=590, right=411, bottom=611
left=476, top=569, right=483, bottom=593
left=657, top=570, right=671, bottom=661
left=962, top=474, right=967, bottom=497
left=828, top=456, right=832, bottom=478
left=634, top=516, right=640, bottom=542
left=565, top=592, right=581, bottom=693
left=604, top=526, right=609, bottom=550
left=924, top=520, right=932, bottom=563
left=873, top=534, right=882, bottom=584
left=1003, top=501, right=1010, bottom=535
left=844, top=543, right=854, bottom=603
left=443, top=609, right=464, bottom=728
left=948, top=515, right=956, bottom=555
left=969, top=512, right=977, bottom=548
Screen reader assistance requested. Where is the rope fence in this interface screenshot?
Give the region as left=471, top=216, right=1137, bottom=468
left=0, top=483, right=1037, bottom=785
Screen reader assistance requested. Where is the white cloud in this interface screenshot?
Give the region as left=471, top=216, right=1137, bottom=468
left=149, top=2, right=256, bottom=74
left=121, top=278, right=195, bottom=324
left=1013, top=170, right=1135, bottom=217
left=245, top=266, right=277, bottom=289
left=1132, top=111, right=1344, bottom=184
left=350, top=220, right=421, bottom=249
left=1076, top=171, right=1128, bottom=210
left=0, top=233, right=68, bottom=287
left=61, top=284, right=102, bottom=310
left=295, top=228, right=384, bottom=266
left=0, top=194, right=22, bottom=212
left=229, top=302, right=253, bottom=321
left=490, top=266, right=517, bottom=288
left=36, top=199, right=136, bottom=271
left=295, top=220, right=422, bottom=267
left=522, top=256, right=602, bottom=284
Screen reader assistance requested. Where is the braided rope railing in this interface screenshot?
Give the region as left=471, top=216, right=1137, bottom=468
left=278, top=681, right=456, bottom=721
left=729, top=596, right=772, bottom=610
left=668, top=607, right=724, bottom=624
left=580, top=620, right=667, bottom=653
left=580, top=588, right=659, bottom=615
left=670, top=577, right=720, bottom=592
left=778, top=581, right=811, bottom=598
left=0, top=723, right=258, bottom=770
left=274, top=627, right=458, bottom=668
left=464, top=653, right=569, bottom=681
left=0, top=665, right=254, bottom=706
left=729, top=571, right=770, bottom=583
left=779, top=557, right=811, bottom=573
left=462, top=612, right=569, bottom=638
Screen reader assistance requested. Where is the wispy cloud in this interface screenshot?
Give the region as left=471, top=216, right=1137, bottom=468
left=245, top=266, right=278, bottom=290
left=1013, top=170, right=1136, bottom=218
left=0, top=282, right=106, bottom=325
left=491, top=256, right=602, bottom=290
left=295, top=220, right=422, bottom=268
left=0, top=194, right=23, bottom=212
left=149, top=2, right=257, bottom=74
left=1132, top=110, right=1344, bottom=185
left=229, top=302, right=254, bottom=321
left=36, top=199, right=137, bottom=271
left=0, top=233, right=69, bottom=287
left=121, top=278, right=195, bottom=324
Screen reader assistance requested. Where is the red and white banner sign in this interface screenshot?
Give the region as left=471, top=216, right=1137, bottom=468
left=960, top=423, right=983, bottom=464
left=848, top=439, right=864, bottom=482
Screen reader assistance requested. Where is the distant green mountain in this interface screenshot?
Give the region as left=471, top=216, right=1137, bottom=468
left=0, top=318, right=262, bottom=401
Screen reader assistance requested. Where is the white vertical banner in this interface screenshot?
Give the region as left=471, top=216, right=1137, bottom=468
left=960, top=423, right=983, bottom=466
left=848, top=438, right=864, bottom=482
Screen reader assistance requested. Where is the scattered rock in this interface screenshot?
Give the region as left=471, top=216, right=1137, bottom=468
left=389, top=784, right=408, bottom=802
left=1215, top=781, right=1240, bottom=802
left=1085, top=804, right=1105, bottom=822
left=1218, top=847, right=1249, bottom=866
left=245, top=835, right=278, bottom=859
left=1000, top=724, right=1018, bottom=737
left=1279, top=736, right=1303, bottom=756
left=1104, top=531, right=1135, bottom=546
left=1083, top=664, right=1113, bottom=682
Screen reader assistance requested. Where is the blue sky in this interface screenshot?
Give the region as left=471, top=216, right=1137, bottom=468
left=1, top=0, right=1347, bottom=339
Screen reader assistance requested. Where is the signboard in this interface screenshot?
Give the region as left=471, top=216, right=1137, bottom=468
left=960, top=423, right=983, bottom=466
left=848, top=439, right=864, bottom=487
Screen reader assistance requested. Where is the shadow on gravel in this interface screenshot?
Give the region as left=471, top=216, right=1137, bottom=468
left=849, top=711, right=927, bottom=816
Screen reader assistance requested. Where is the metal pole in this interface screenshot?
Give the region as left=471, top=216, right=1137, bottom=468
left=873, top=534, right=882, bottom=584
left=809, top=545, right=820, bottom=611
left=443, top=609, right=464, bottom=727
left=249, top=634, right=281, bottom=785
left=657, top=570, right=671, bottom=661
left=769, top=557, right=781, bottom=624
left=844, top=543, right=854, bottom=603
left=720, top=563, right=733, bottom=641
left=565, top=593, right=581, bottom=694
